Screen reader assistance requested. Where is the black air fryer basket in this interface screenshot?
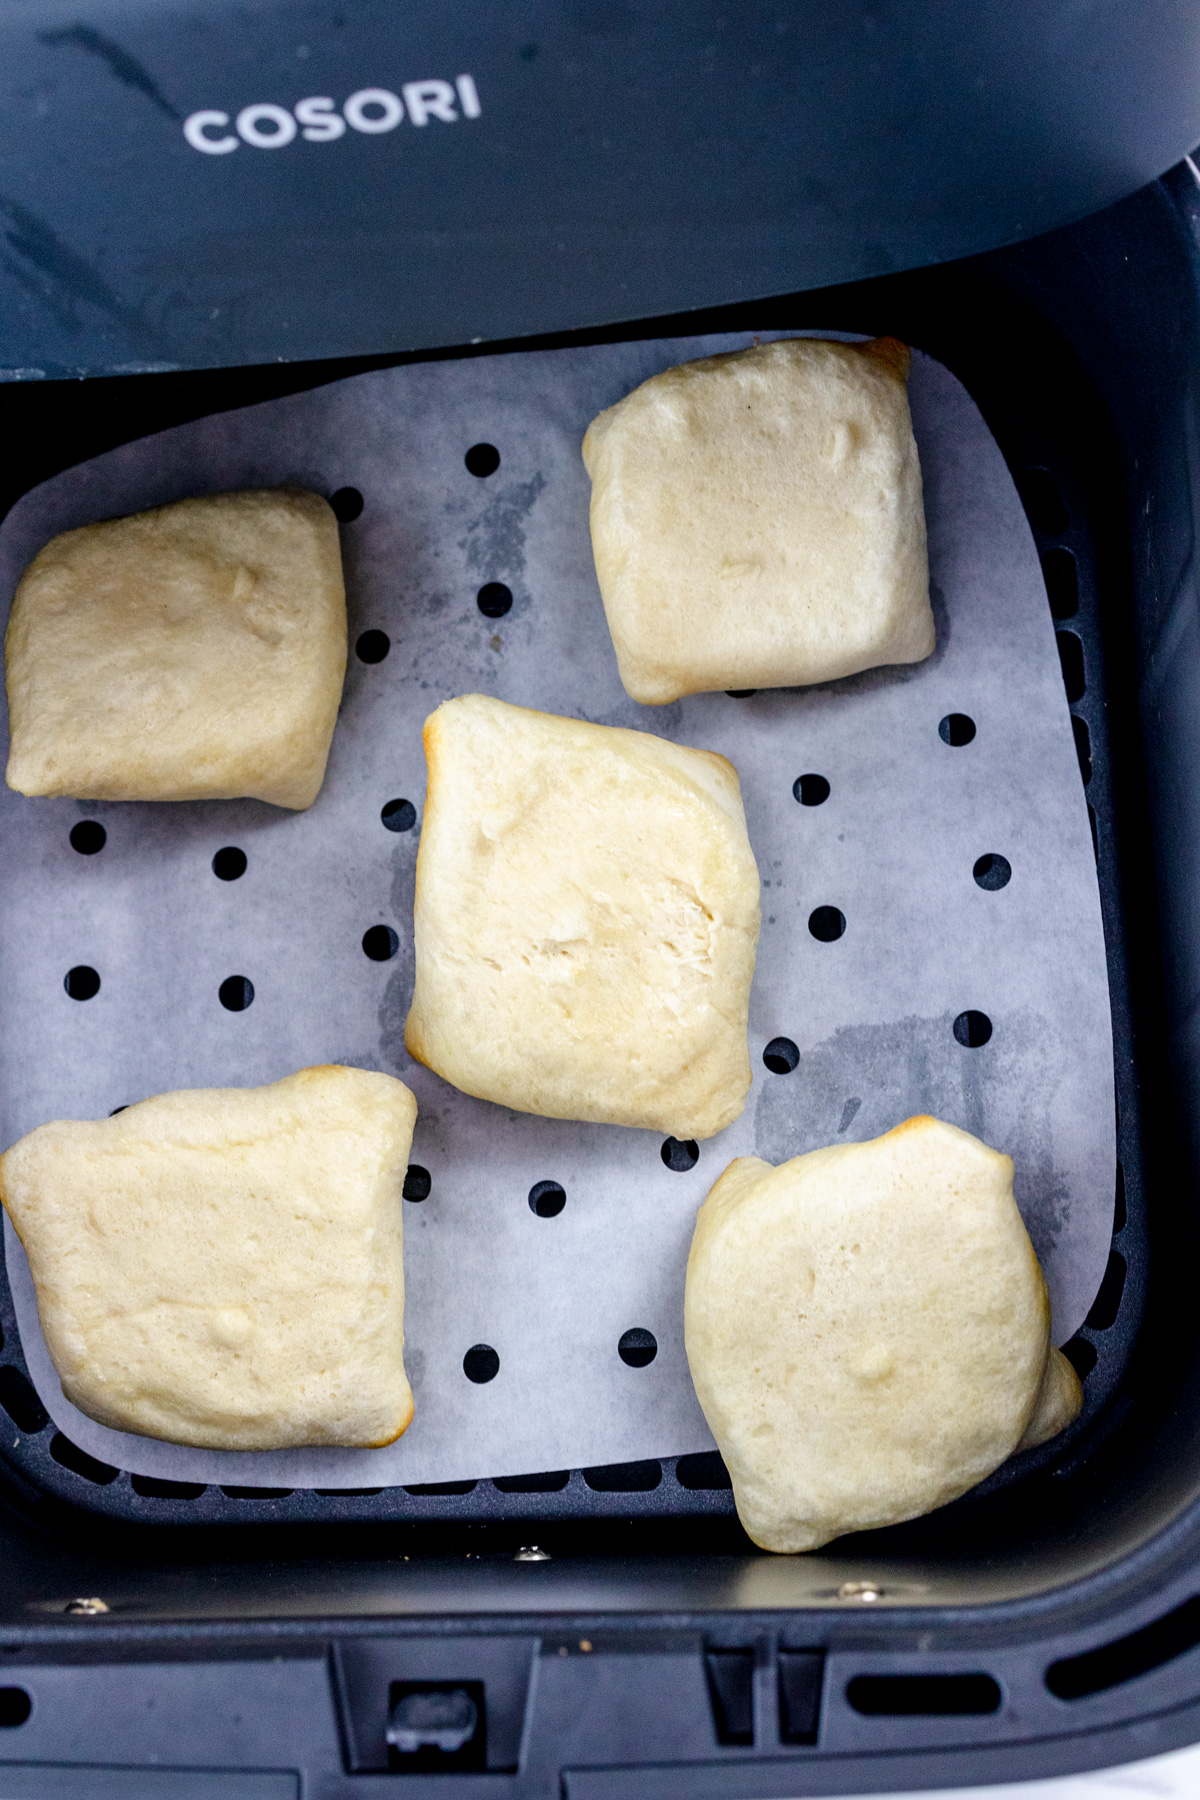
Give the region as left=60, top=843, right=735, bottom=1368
left=3, top=5, right=1200, bottom=1794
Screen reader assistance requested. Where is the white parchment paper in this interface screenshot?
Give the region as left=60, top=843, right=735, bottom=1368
left=0, top=336, right=1115, bottom=1487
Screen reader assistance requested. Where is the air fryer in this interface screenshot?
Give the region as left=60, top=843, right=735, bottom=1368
left=1, top=6, right=1200, bottom=1796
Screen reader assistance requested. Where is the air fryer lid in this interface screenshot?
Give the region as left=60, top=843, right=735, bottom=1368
left=2, top=0, right=1200, bottom=379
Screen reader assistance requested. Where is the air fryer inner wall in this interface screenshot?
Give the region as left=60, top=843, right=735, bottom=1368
left=0, top=169, right=1195, bottom=1610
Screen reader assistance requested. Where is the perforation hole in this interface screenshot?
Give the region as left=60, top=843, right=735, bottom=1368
left=356, top=629, right=390, bottom=664
left=220, top=1486, right=294, bottom=1499
left=973, top=854, right=1011, bottom=891
left=382, top=798, right=417, bottom=832
left=793, top=774, right=830, bottom=806
left=64, top=966, right=99, bottom=1001
left=764, top=1037, right=800, bottom=1074
left=477, top=582, right=512, bottom=618
left=808, top=906, right=845, bottom=942
left=661, top=1137, right=699, bottom=1171
left=403, top=1165, right=431, bottom=1202
left=362, top=924, right=399, bottom=961
left=463, top=1344, right=499, bottom=1384
left=69, top=820, right=105, bottom=855
left=465, top=443, right=500, bottom=477
left=330, top=487, right=364, bottom=522
left=50, top=1433, right=118, bottom=1486
left=212, top=846, right=247, bottom=881
left=939, top=713, right=976, bottom=746
left=529, top=1180, right=566, bottom=1217
left=618, top=1328, right=657, bottom=1367
left=218, top=975, right=254, bottom=1012
left=726, top=689, right=757, bottom=698
left=953, top=1009, right=992, bottom=1047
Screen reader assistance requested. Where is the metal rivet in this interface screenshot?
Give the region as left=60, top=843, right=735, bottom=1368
left=514, top=1545, right=551, bottom=1562
left=64, top=1597, right=108, bottom=1616
left=838, top=1580, right=883, bottom=1603
left=579, top=1639, right=592, bottom=1653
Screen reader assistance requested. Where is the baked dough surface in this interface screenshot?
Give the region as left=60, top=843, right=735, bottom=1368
left=685, top=1116, right=1064, bottom=1552
left=582, top=336, right=934, bottom=704
left=1016, top=1347, right=1083, bottom=1453
left=0, top=1066, right=416, bottom=1450
left=405, top=694, right=761, bottom=1138
left=5, top=488, right=347, bottom=808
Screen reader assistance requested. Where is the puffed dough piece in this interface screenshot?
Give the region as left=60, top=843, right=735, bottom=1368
left=1016, top=1348, right=1083, bottom=1453
left=582, top=336, right=934, bottom=703
left=0, top=1066, right=416, bottom=1450
left=405, top=694, right=761, bottom=1138
left=5, top=488, right=347, bottom=808
left=685, top=1116, right=1079, bottom=1553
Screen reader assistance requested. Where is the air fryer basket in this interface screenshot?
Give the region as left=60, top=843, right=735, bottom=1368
left=0, top=164, right=1195, bottom=1795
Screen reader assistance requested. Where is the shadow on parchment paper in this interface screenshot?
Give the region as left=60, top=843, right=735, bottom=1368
left=372, top=839, right=420, bottom=1074
left=590, top=696, right=685, bottom=735
left=753, top=1007, right=1071, bottom=1274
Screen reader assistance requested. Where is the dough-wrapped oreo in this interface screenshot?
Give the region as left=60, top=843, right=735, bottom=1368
left=5, top=488, right=346, bottom=808
left=582, top=336, right=934, bottom=704
left=405, top=694, right=761, bottom=1138
left=0, top=1066, right=415, bottom=1451
left=684, top=1116, right=1079, bottom=1553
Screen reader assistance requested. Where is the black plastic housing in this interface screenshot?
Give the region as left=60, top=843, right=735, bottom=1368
left=0, top=164, right=1199, bottom=1791
left=3, top=1, right=1200, bottom=377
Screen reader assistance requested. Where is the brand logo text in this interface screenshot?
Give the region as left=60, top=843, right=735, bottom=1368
left=183, top=74, right=480, bottom=153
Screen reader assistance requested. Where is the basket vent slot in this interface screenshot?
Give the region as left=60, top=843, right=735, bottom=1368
left=131, top=1475, right=207, bottom=1500
left=405, top=1480, right=477, bottom=1496
left=1042, top=546, right=1079, bottom=619
left=0, top=1689, right=30, bottom=1728
left=1018, top=467, right=1069, bottom=535
left=0, top=1367, right=46, bottom=1434
left=846, top=1674, right=1000, bottom=1716
left=582, top=1459, right=661, bottom=1492
left=1057, top=630, right=1086, bottom=703
left=1062, top=1336, right=1098, bottom=1381
left=1072, top=715, right=1092, bottom=786
left=1047, top=1596, right=1200, bottom=1699
left=704, top=1648, right=754, bottom=1745
left=676, top=1452, right=733, bottom=1490
left=493, top=1471, right=569, bottom=1493
left=1085, top=1249, right=1127, bottom=1332
left=778, top=1650, right=823, bottom=1744
left=50, top=1433, right=117, bottom=1486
